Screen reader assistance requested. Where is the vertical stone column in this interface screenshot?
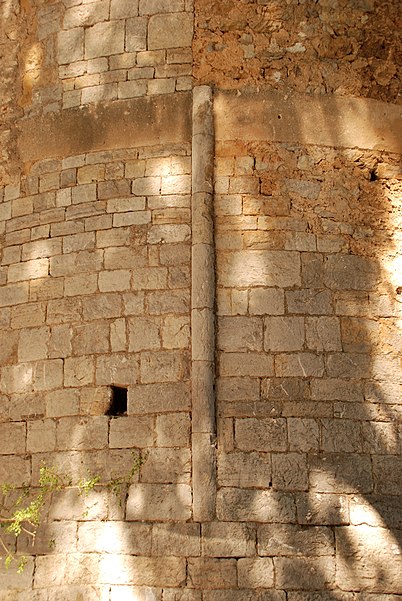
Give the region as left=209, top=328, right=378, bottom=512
left=191, top=86, right=216, bottom=521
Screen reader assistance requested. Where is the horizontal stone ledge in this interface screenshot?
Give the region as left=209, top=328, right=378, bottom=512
left=215, top=88, right=402, bottom=153
left=17, top=92, right=192, bottom=164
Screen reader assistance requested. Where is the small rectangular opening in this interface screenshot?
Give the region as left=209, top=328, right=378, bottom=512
left=106, top=386, right=128, bottom=416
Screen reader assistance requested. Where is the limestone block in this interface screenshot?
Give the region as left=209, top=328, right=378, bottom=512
left=309, top=453, right=373, bottom=494
left=187, top=558, right=237, bottom=589
left=85, top=214, right=113, bottom=231
left=286, top=289, right=333, bottom=315
left=148, top=225, right=191, bottom=244
left=287, top=418, right=320, bottom=452
left=99, top=270, right=131, bottom=292
left=126, top=483, right=192, bottom=520
left=163, top=590, right=201, bottom=601
left=287, top=593, right=353, bottom=601
left=325, top=352, right=370, bottom=379
left=82, top=294, right=123, bottom=320
left=0, top=557, right=34, bottom=591
left=265, top=316, right=304, bottom=352
left=63, top=232, right=95, bottom=254
left=109, top=416, right=153, bottom=448
left=336, top=525, right=402, bottom=593
left=64, top=273, right=98, bottom=297
left=131, top=267, right=168, bottom=290
left=373, top=456, right=402, bottom=495
left=71, top=183, right=97, bottom=204
left=275, top=353, right=324, bottom=378
left=218, top=316, right=263, bottom=352
left=217, top=451, right=271, bottom=488
left=249, top=288, right=284, bottom=315
left=45, top=388, right=80, bottom=417
left=258, top=523, right=334, bottom=556
left=77, top=522, right=151, bottom=554
left=217, top=377, right=260, bottom=402
left=72, top=322, right=109, bottom=356
left=362, top=421, right=400, bottom=455
left=0, top=422, right=26, bottom=454
left=113, top=211, right=151, bottom=227
left=64, top=356, right=95, bottom=387
left=155, top=412, right=190, bottom=447
left=128, top=316, right=161, bottom=351
left=110, top=319, right=127, bottom=352
left=350, top=495, right=402, bottom=529
left=202, top=522, right=255, bottom=557
left=324, top=254, right=380, bottom=291
left=50, top=250, right=103, bottom=278
left=274, top=557, right=335, bottom=590
left=140, top=350, right=189, bottom=383
left=118, top=80, right=147, bottom=99
left=162, top=315, right=190, bottom=349
left=306, top=316, right=342, bottom=351
left=110, top=587, right=161, bottom=601
left=27, top=419, right=56, bottom=453
left=310, top=378, right=363, bottom=402
left=0, top=455, right=31, bottom=486
left=22, top=239, right=61, bottom=261
left=235, top=418, right=286, bottom=452
left=125, top=16, right=148, bottom=52
left=216, top=488, right=296, bottom=523
left=140, top=0, right=185, bottom=14
left=100, top=555, right=185, bottom=587
left=33, top=359, right=63, bottom=391
left=148, top=13, right=193, bottom=50
left=128, top=382, right=190, bottom=414
left=123, top=292, right=145, bottom=315
left=219, top=251, right=301, bottom=288
left=301, top=253, right=325, bottom=288
left=152, top=523, right=200, bottom=556
left=296, top=492, right=350, bottom=525
left=162, top=175, right=191, bottom=195
left=111, top=0, right=139, bottom=18
left=18, top=520, right=77, bottom=556
left=148, top=290, right=190, bottom=314
left=272, top=453, right=308, bottom=491
left=57, top=416, right=108, bottom=450
left=85, top=21, right=125, bottom=59
left=148, top=78, right=176, bottom=96
left=8, top=258, right=49, bottom=283
left=0, top=329, right=17, bottom=364
left=58, top=28, right=84, bottom=64
left=237, top=557, right=274, bottom=588
left=321, top=419, right=362, bottom=453
left=63, top=1, right=109, bottom=28
left=219, top=352, right=274, bottom=378
left=96, top=227, right=130, bottom=248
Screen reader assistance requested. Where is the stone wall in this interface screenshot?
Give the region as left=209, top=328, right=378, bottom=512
left=1, top=0, right=402, bottom=599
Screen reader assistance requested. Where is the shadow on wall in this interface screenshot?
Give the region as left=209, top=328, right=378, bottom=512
left=214, top=87, right=402, bottom=597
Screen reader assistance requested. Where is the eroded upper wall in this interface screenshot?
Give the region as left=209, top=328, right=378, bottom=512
left=5, top=0, right=193, bottom=119
left=194, top=0, right=401, bottom=103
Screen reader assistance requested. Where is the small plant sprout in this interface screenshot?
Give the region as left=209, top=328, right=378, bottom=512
left=0, top=452, right=145, bottom=571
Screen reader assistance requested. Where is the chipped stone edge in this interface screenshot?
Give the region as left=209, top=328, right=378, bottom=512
left=191, top=86, right=216, bottom=522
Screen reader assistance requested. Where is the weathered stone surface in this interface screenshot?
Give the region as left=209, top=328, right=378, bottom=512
left=274, top=557, right=336, bottom=590
left=148, top=13, right=193, bottom=50
left=216, top=488, right=296, bottom=523
left=187, top=558, right=237, bottom=589
left=202, top=522, right=255, bottom=557
left=126, top=483, right=192, bottom=520
left=258, top=524, right=334, bottom=556
left=219, top=251, right=301, bottom=288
